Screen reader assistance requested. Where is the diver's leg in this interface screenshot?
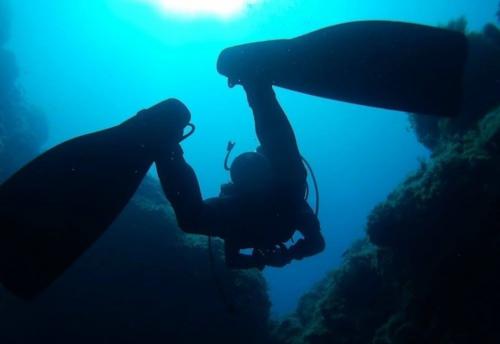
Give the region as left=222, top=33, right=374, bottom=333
left=243, top=83, right=307, bottom=189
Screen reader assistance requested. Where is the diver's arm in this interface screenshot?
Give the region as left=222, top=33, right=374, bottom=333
left=156, top=145, right=203, bottom=231
left=288, top=203, right=325, bottom=260
left=156, top=146, right=226, bottom=237
left=224, top=241, right=265, bottom=270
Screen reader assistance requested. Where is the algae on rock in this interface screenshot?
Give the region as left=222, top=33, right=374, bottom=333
left=272, top=240, right=401, bottom=344
left=367, top=107, right=500, bottom=343
left=274, top=106, right=500, bottom=343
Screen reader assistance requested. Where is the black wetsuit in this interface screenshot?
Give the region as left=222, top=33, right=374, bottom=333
left=156, top=85, right=325, bottom=269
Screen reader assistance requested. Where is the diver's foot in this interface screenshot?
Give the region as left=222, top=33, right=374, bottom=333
left=126, top=98, right=192, bottom=150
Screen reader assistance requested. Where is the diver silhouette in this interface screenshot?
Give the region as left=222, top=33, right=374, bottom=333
left=218, top=21, right=500, bottom=120
left=3, top=19, right=499, bottom=299
left=156, top=81, right=325, bottom=269
left=0, top=99, right=193, bottom=299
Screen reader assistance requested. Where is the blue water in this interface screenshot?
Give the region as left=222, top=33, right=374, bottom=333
left=6, top=0, right=498, bottom=317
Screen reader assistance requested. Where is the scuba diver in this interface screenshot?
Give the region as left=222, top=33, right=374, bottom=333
left=0, top=81, right=322, bottom=300
left=6, top=19, right=492, bottom=297
left=156, top=81, right=325, bottom=270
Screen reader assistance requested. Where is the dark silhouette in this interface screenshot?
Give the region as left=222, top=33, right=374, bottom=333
left=218, top=21, right=468, bottom=118
left=157, top=82, right=325, bottom=269
left=0, top=99, right=192, bottom=299
left=8, top=19, right=496, bottom=298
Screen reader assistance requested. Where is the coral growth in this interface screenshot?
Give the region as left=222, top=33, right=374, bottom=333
left=0, top=1, right=47, bottom=181
left=0, top=177, right=271, bottom=343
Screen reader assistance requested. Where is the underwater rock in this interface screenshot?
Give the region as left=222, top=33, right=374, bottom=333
left=271, top=240, right=401, bottom=344
left=410, top=20, right=500, bottom=151
left=0, top=1, right=47, bottom=181
left=0, top=90, right=47, bottom=181
left=367, top=106, right=500, bottom=343
left=275, top=107, right=500, bottom=344
left=484, top=23, right=500, bottom=46
left=0, top=177, right=271, bottom=344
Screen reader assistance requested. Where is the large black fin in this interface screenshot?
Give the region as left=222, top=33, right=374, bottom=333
left=218, top=21, right=468, bottom=117
left=0, top=120, right=154, bottom=299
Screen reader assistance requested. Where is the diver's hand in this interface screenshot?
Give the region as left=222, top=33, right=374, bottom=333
left=288, top=239, right=308, bottom=260
left=288, top=234, right=325, bottom=261
left=260, top=244, right=292, bottom=268
left=251, top=249, right=266, bottom=271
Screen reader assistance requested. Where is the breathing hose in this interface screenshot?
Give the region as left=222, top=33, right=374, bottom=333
left=208, top=141, right=238, bottom=314
left=301, top=156, right=320, bottom=216
left=224, top=141, right=236, bottom=171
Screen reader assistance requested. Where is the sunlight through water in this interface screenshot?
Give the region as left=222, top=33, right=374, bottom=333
left=140, top=0, right=261, bottom=19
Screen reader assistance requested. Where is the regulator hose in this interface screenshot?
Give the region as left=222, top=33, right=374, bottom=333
left=301, top=156, right=320, bottom=216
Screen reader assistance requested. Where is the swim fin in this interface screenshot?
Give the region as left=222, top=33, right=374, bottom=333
left=218, top=21, right=468, bottom=117
left=0, top=117, right=155, bottom=299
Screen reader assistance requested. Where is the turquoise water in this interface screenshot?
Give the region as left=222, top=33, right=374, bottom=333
left=6, top=0, right=498, bottom=316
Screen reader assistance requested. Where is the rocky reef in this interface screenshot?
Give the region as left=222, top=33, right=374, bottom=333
left=0, top=177, right=271, bottom=343
left=273, top=20, right=500, bottom=344
left=368, top=107, right=500, bottom=343
left=271, top=239, right=399, bottom=344
left=0, top=1, right=47, bottom=181
left=273, top=107, right=500, bottom=344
